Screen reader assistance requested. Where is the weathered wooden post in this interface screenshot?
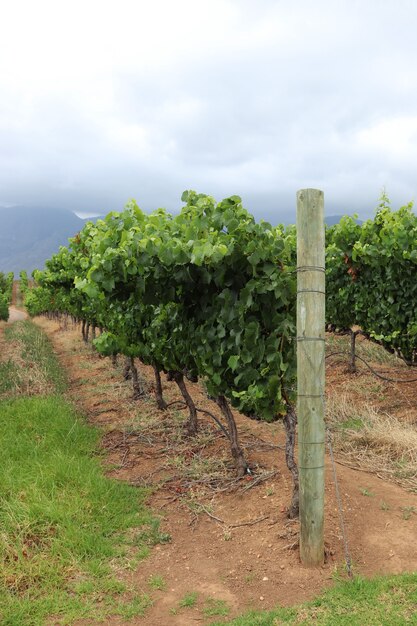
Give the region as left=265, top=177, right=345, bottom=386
left=296, top=188, right=325, bottom=566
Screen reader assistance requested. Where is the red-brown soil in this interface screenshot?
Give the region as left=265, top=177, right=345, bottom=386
left=32, top=317, right=417, bottom=625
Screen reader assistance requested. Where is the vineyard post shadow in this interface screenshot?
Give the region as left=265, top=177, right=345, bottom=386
left=296, top=188, right=325, bottom=566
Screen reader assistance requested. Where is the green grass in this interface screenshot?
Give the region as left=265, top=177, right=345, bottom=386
left=337, top=417, right=364, bottom=431
left=203, top=598, right=230, bottom=617
left=0, top=321, right=158, bottom=623
left=170, top=591, right=199, bottom=616
left=326, top=332, right=407, bottom=368
left=0, top=358, right=21, bottom=394
left=400, top=505, right=416, bottom=520
left=148, top=574, right=167, bottom=591
left=211, top=573, right=417, bottom=625
left=3, top=321, right=67, bottom=395
left=135, top=517, right=171, bottom=546
left=178, top=591, right=199, bottom=608
left=0, top=395, right=157, bottom=624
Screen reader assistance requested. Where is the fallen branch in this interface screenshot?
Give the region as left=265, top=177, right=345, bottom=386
left=198, top=505, right=225, bottom=525
left=229, top=515, right=269, bottom=529
left=240, top=470, right=279, bottom=492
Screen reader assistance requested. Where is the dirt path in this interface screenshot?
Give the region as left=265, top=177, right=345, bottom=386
left=34, top=316, right=417, bottom=625
left=8, top=306, right=28, bottom=322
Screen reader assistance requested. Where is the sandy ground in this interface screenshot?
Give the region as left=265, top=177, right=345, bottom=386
left=8, top=306, right=28, bottom=322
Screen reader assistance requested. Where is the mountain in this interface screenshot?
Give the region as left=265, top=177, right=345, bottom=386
left=325, top=215, right=344, bottom=226
left=0, top=206, right=86, bottom=276
left=325, top=214, right=363, bottom=226
left=82, top=215, right=106, bottom=223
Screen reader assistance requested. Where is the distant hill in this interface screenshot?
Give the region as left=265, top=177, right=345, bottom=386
left=325, top=215, right=363, bottom=226
left=0, top=206, right=86, bottom=276
left=82, top=215, right=106, bottom=223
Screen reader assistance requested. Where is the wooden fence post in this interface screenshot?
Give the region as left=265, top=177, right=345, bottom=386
left=296, top=188, right=325, bottom=566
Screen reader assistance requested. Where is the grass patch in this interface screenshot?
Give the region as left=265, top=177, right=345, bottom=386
left=400, top=505, right=416, bottom=520
left=326, top=333, right=407, bottom=368
left=211, top=573, right=417, bottom=625
left=203, top=598, right=230, bottom=617
left=326, top=395, right=417, bottom=491
left=338, top=417, right=364, bottom=431
left=178, top=591, right=199, bottom=608
left=135, top=517, right=171, bottom=546
left=0, top=358, right=21, bottom=394
left=115, top=593, right=153, bottom=619
left=0, top=321, right=159, bottom=622
left=148, top=574, right=166, bottom=591
left=0, top=395, right=156, bottom=624
left=170, top=591, right=199, bottom=616
left=2, top=321, right=66, bottom=396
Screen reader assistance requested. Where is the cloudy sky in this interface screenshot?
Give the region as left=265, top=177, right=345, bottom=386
left=1, top=0, right=417, bottom=222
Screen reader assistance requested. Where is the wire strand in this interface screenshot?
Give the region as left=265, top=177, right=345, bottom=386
left=327, top=428, right=353, bottom=578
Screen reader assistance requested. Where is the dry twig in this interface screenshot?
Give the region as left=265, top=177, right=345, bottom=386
left=229, top=515, right=269, bottom=529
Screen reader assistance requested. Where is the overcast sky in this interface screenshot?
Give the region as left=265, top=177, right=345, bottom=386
left=1, top=0, right=417, bottom=222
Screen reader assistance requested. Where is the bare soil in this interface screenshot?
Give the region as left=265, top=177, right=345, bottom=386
left=32, top=317, right=417, bottom=626
left=8, top=306, right=28, bottom=322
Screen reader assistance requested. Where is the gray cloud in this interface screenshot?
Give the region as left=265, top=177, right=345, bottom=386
left=1, top=0, right=417, bottom=223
